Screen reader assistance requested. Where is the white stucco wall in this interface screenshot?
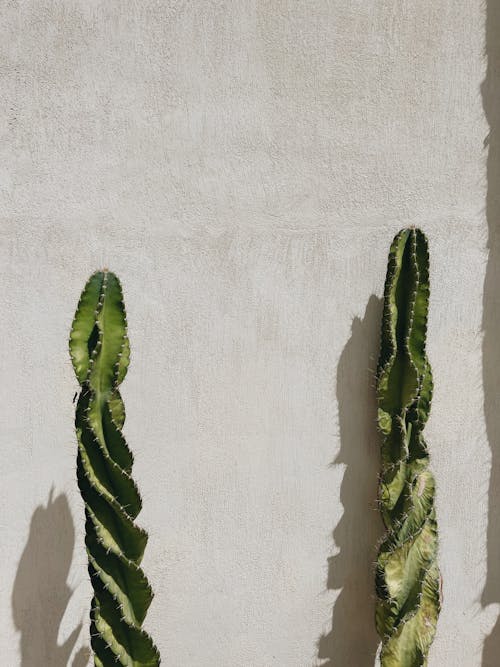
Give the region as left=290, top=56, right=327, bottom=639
left=0, top=2, right=494, bottom=665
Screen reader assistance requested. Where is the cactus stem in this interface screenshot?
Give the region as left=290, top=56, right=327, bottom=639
left=70, top=271, right=160, bottom=666
left=375, top=229, right=440, bottom=667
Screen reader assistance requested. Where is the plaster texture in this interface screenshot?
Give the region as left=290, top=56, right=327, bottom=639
left=0, top=1, right=494, bottom=665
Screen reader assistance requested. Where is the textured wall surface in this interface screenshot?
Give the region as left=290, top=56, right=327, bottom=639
left=0, top=2, right=493, bottom=665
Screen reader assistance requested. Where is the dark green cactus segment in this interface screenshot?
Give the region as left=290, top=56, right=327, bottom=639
left=70, top=270, right=160, bottom=667
left=375, top=229, right=440, bottom=667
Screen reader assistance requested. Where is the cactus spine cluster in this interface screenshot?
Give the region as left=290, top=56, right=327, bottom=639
left=69, top=270, right=160, bottom=667
left=375, top=229, right=441, bottom=666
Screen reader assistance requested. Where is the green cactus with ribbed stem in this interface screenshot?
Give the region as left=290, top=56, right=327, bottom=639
left=375, top=229, right=441, bottom=666
left=69, top=270, right=160, bottom=667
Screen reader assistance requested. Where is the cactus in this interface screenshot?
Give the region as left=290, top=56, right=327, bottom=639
left=375, top=229, right=441, bottom=666
left=69, top=270, right=160, bottom=667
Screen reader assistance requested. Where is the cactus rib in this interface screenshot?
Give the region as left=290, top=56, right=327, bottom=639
left=375, top=229, right=441, bottom=666
left=70, top=270, right=160, bottom=667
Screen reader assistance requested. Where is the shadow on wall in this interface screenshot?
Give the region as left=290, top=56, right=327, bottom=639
left=317, top=295, right=384, bottom=666
left=12, top=489, right=90, bottom=667
left=482, top=1, right=500, bottom=665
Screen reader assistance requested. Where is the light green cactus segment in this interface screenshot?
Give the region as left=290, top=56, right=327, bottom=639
left=70, top=270, right=160, bottom=667
left=375, top=229, right=441, bottom=667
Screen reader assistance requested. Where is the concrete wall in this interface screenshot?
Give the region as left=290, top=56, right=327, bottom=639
left=0, top=2, right=494, bottom=665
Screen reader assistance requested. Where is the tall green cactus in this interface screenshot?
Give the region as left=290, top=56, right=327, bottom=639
left=375, top=229, right=441, bottom=666
left=69, top=270, right=160, bottom=667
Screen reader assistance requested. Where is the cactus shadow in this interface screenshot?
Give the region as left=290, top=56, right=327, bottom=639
left=11, top=489, right=89, bottom=667
left=482, top=0, right=500, bottom=664
left=317, top=295, right=384, bottom=666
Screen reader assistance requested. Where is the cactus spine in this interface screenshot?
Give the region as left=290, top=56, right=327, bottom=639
left=375, top=229, right=440, bottom=666
left=69, top=270, right=160, bottom=667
